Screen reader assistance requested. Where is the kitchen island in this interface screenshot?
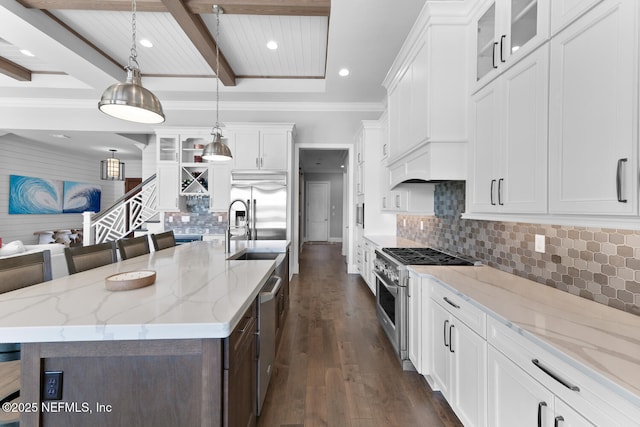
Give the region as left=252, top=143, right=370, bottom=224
left=0, top=240, right=287, bottom=426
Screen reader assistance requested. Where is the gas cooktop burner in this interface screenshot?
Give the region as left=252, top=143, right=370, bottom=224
left=382, top=247, right=476, bottom=266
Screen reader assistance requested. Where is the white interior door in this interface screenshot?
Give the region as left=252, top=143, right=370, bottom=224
left=306, top=181, right=329, bottom=242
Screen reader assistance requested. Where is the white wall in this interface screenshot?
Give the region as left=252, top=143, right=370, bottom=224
left=0, top=135, right=141, bottom=244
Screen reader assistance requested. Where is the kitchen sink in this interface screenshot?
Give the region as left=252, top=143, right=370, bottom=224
left=227, top=252, right=281, bottom=261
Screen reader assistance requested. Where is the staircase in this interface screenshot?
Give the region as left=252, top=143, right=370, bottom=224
left=82, top=174, right=159, bottom=245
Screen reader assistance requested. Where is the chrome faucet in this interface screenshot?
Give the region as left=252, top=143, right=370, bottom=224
left=226, top=198, right=251, bottom=252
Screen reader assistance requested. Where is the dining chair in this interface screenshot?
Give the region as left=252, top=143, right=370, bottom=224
left=64, top=241, right=117, bottom=274
left=117, top=235, right=151, bottom=260
left=150, top=230, right=176, bottom=251
left=0, top=250, right=52, bottom=427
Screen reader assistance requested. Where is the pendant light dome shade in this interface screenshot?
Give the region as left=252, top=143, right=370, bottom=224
left=202, top=127, right=232, bottom=161
left=201, top=5, right=232, bottom=161
left=99, top=68, right=165, bottom=124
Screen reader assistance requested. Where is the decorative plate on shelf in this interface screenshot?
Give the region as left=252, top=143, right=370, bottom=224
left=105, top=270, right=156, bottom=291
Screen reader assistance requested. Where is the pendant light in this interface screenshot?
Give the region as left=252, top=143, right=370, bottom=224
left=101, top=149, right=126, bottom=181
left=202, top=5, right=232, bottom=161
left=98, top=0, right=165, bottom=124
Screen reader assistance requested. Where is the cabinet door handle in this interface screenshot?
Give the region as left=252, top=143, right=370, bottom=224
left=261, top=157, right=264, bottom=167
left=443, top=297, right=460, bottom=309
left=443, top=320, right=449, bottom=348
left=498, top=178, right=504, bottom=205
left=616, top=158, right=628, bottom=203
left=537, top=402, right=547, bottom=427
left=449, top=324, right=455, bottom=353
left=382, top=196, right=387, bottom=208
left=500, top=34, right=506, bottom=62
left=532, top=359, right=580, bottom=391
left=490, top=179, right=496, bottom=205
left=395, top=194, right=401, bottom=208
left=554, top=416, right=564, bottom=427
left=492, top=42, right=499, bottom=69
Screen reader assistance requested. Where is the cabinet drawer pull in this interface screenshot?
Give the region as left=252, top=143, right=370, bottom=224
left=443, top=320, right=449, bottom=348
left=498, top=178, right=504, bottom=205
left=492, top=42, right=498, bottom=69
left=490, top=179, right=496, bottom=205
left=616, top=158, right=628, bottom=203
left=236, top=316, right=253, bottom=334
left=537, top=402, right=547, bottom=427
left=443, top=297, right=460, bottom=309
left=532, top=359, right=580, bottom=392
left=449, top=324, right=455, bottom=353
left=554, top=415, right=564, bottom=427
left=500, top=35, right=506, bottom=62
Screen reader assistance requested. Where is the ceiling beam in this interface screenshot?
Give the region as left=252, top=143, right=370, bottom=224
left=0, top=56, right=32, bottom=81
left=160, top=0, right=235, bottom=86
left=187, top=0, right=330, bottom=16
left=17, top=0, right=330, bottom=16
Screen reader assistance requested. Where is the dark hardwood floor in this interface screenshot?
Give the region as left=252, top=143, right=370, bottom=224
left=257, top=243, right=463, bottom=427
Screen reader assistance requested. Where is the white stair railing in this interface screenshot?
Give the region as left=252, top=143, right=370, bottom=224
left=83, top=174, right=158, bottom=245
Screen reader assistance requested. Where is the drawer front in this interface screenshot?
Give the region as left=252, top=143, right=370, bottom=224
left=487, top=317, right=640, bottom=426
left=429, top=278, right=486, bottom=338
left=225, top=300, right=257, bottom=370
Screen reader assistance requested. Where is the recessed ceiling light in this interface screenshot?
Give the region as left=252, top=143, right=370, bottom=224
left=49, top=134, right=70, bottom=139
left=20, top=49, right=35, bottom=57
left=341, top=165, right=344, bottom=168
left=140, top=39, right=153, bottom=48
left=266, top=40, right=278, bottom=50
left=339, top=68, right=350, bottom=77
left=511, top=45, right=520, bottom=52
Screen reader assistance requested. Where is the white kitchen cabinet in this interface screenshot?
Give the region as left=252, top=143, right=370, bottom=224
left=259, top=130, right=289, bottom=170
left=548, top=0, right=637, bottom=215
left=430, top=283, right=487, bottom=427
left=157, top=135, right=179, bottom=163
left=473, top=0, right=550, bottom=92
left=384, top=7, right=467, bottom=164
left=488, top=346, right=595, bottom=427
left=488, top=317, right=639, bottom=426
left=469, top=44, right=548, bottom=214
left=550, top=0, right=603, bottom=35
left=226, top=125, right=291, bottom=171
left=488, top=345, right=556, bottom=427
left=381, top=183, right=435, bottom=215
left=407, top=270, right=422, bottom=373
left=156, top=163, right=179, bottom=211
left=356, top=121, right=396, bottom=235
left=209, top=163, right=231, bottom=211
left=360, top=238, right=376, bottom=295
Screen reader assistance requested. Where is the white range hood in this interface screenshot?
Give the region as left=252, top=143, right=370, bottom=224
left=387, top=140, right=467, bottom=189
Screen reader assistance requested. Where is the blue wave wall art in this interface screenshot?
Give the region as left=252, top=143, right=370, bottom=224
left=9, top=175, right=102, bottom=215
left=9, top=175, right=63, bottom=214
left=63, top=181, right=101, bottom=213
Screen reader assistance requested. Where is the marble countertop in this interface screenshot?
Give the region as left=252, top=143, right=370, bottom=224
left=362, top=235, right=423, bottom=248
left=0, top=240, right=288, bottom=343
left=410, top=264, right=640, bottom=403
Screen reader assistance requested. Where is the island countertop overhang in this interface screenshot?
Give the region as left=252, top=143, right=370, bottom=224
left=0, top=240, right=287, bottom=343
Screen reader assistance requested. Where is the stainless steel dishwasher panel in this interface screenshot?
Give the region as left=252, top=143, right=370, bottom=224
left=257, top=274, right=282, bottom=415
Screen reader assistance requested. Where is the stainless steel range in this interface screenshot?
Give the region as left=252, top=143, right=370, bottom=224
left=373, top=247, right=478, bottom=370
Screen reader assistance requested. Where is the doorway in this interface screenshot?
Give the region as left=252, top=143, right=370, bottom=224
left=294, top=146, right=352, bottom=275
left=306, top=181, right=330, bottom=241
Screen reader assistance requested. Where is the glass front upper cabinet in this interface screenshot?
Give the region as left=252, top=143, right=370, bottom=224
left=473, top=0, right=549, bottom=92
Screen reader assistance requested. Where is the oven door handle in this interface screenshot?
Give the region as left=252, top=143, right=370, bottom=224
left=374, top=272, right=399, bottom=296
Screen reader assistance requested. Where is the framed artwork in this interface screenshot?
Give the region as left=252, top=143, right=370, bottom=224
left=9, top=175, right=63, bottom=214
left=9, top=175, right=101, bottom=214
left=63, top=181, right=101, bottom=213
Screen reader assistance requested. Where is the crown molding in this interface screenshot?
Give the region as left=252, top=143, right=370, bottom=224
left=0, top=97, right=384, bottom=112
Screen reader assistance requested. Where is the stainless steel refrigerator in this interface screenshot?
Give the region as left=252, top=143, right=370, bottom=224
left=229, top=172, right=287, bottom=241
